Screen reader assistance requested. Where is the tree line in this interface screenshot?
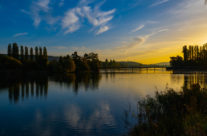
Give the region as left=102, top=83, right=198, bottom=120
left=170, top=44, right=207, bottom=68
left=48, top=51, right=100, bottom=73
left=101, top=59, right=120, bottom=68
left=6, top=43, right=48, bottom=70
left=0, top=43, right=100, bottom=72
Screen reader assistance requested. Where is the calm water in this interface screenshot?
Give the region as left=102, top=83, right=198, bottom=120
left=0, top=68, right=207, bottom=136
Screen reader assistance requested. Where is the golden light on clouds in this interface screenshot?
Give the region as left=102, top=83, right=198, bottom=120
left=97, top=0, right=207, bottom=64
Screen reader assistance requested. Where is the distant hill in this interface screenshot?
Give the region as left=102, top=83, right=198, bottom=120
left=119, top=61, right=143, bottom=67
left=48, top=56, right=59, bottom=61
left=153, top=62, right=170, bottom=66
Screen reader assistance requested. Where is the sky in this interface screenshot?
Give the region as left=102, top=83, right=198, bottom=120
left=0, top=0, right=207, bottom=64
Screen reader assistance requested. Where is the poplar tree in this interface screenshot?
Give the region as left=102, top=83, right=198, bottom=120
left=8, top=44, right=12, bottom=56
left=30, top=48, right=34, bottom=61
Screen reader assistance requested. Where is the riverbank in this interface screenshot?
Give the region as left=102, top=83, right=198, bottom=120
left=166, top=66, right=207, bottom=71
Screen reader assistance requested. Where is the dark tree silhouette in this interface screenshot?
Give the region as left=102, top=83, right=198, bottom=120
left=39, top=47, right=43, bottom=56
left=7, top=44, right=12, bottom=56
left=3, top=43, right=100, bottom=72
left=20, top=46, right=24, bottom=62
left=12, top=43, right=19, bottom=59
left=43, top=47, right=47, bottom=58
left=170, top=44, right=207, bottom=68
left=25, top=46, right=29, bottom=60
left=30, top=48, right=34, bottom=61
left=35, top=46, right=38, bottom=61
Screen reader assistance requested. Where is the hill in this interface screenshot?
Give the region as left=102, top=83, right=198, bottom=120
left=119, top=61, right=143, bottom=67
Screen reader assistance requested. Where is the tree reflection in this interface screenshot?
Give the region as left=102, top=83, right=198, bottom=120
left=0, top=72, right=102, bottom=103
left=6, top=76, right=48, bottom=103
left=171, top=72, right=207, bottom=89
left=51, top=72, right=102, bottom=94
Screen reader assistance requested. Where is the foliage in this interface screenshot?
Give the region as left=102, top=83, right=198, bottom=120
left=101, top=59, right=120, bottom=68
left=3, top=43, right=101, bottom=72
left=48, top=55, right=76, bottom=73
left=128, top=84, right=207, bottom=136
left=5, top=43, right=48, bottom=70
left=0, top=54, right=22, bottom=70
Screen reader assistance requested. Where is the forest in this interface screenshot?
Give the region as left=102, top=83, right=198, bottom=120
left=0, top=43, right=100, bottom=73
left=170, top=44, right=207, bottom=69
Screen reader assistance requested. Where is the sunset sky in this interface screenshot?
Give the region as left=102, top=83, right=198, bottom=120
left=0, top=0, right=207, bottom=64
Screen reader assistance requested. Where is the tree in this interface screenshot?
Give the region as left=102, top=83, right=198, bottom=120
left=170, top=56, right=183, bottom=67
left=7, top=44, right=12, bottom=56
left=12, top=43, right=19, bottom=59
left=25, top=46, right=29, bottom=60
left=43, top=47, right=47, bottom=58
left=39, top=47, right=42, bottom=56
left=30, top=48, right=34, bottom=61
left=35, top=46, right=38, bottom=61
left=183, top=45, right=188, bottom=62
left=60, top=55, right=76, bottom=72
left=20, top=46, right=24, bottom=62
left=85, top=53, right=100, bottom=71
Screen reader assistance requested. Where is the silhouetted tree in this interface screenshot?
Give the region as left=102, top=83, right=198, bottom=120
left=20, top=46, right=24, bottom=62
left=43, top=47, right=47, bottom=58
left=35, top=46, right=38, bottom=61
left=170, top=56, right=183, bottom=67
left=25, top=46, right=28, bottom=60
left=7, top=44, right=12, bottom=56
left=183, top=45, right=188, bottom=62
left=39, top=47, right=42, bottom=56
left=12, top=43, right=19, bottom=59
left=30, top=48, right=33, bottom=61
left=170, top=44, right=207, bottom=68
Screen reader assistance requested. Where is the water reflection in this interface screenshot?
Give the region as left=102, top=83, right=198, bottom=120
left=0, top=73, right=102, bottom=103
left=50, top=73, right=102, bottom=94
left=1, top=69, right=207, bottom=136
left=6, top=77, right=48, bottom=103
left=171, top=73, right=207, bottom=89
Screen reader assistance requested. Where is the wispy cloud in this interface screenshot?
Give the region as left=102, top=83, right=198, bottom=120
left=150, top=0, right=169, bottom=7
left=96, top=26, right=109, bottom=35
left=62, top=0, right=116, bottom=34
left=21, top=0, right=115, bottom=34
left=13, top=32, right=28, bottom=37
left=32, top=0, right=50, bottom=26
left=132, top=25, right=144, bottom=32
left=21, top=0, right=58, bottom=27
left=62, top=9, right=80, bottom=34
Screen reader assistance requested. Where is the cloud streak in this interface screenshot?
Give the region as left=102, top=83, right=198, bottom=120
left=96, top=26, right=110, bottom=35
left=132, top=25, right=145, bottom=32
left=13, top=32, right=28, bottom=37
left=150, top=0, right=169, bottom=7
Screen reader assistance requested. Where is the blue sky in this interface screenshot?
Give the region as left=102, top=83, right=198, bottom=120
left=0, top=0, right=207, bottom=63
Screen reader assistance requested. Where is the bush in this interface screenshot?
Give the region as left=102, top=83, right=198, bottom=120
left=128, top=84, right=207, bottom=136
left=0, top=55, right=22, bottom=70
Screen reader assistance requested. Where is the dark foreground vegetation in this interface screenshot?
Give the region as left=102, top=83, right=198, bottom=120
left=170, top=44, right=207, bottom=70
left=128, top=84, right=207, bottom=136
left=0, top=43, right=100, bottom=73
